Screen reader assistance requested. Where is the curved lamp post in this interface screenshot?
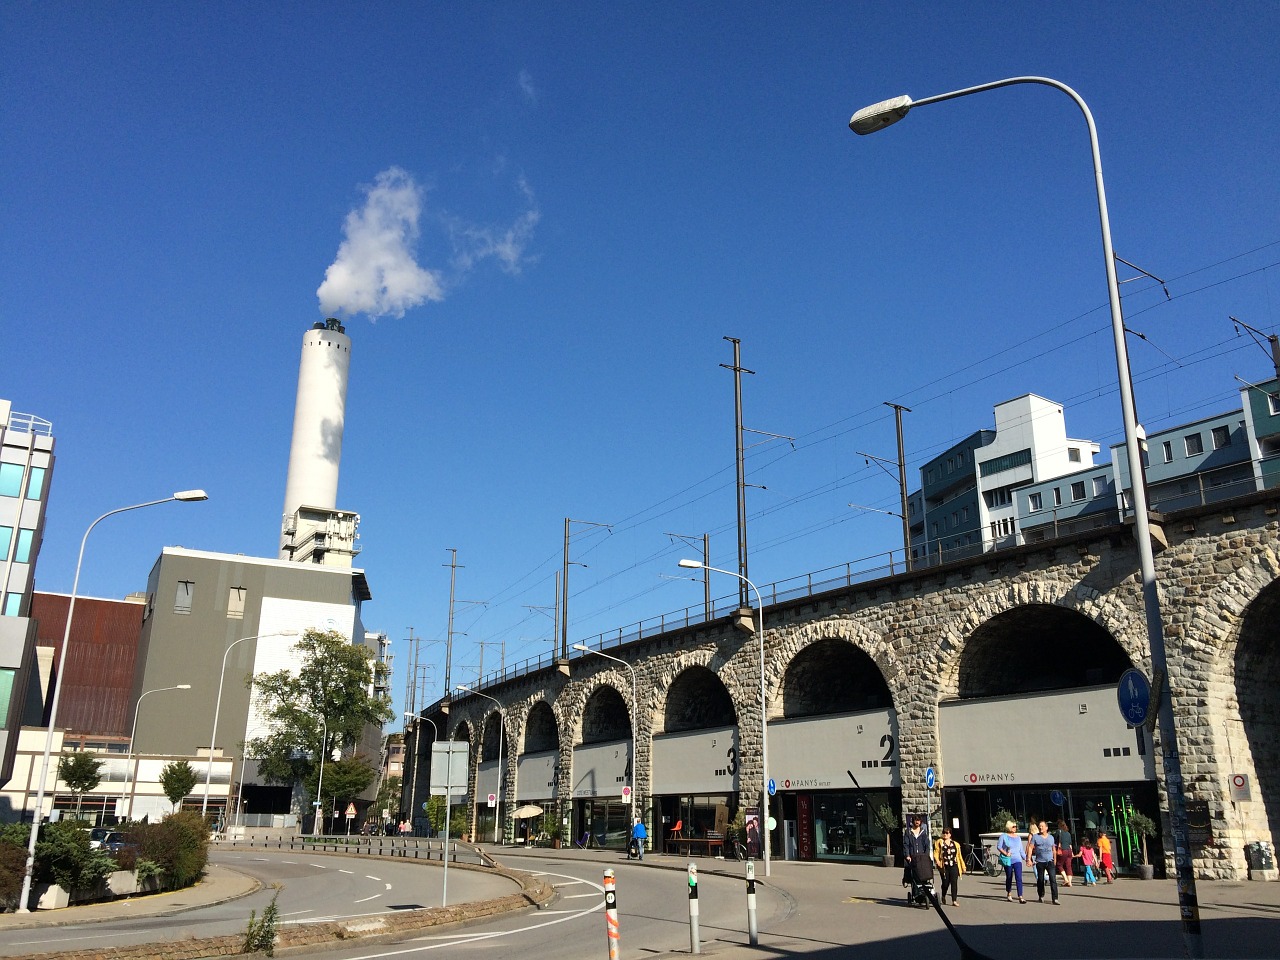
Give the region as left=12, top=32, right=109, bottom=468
left=17, top=489, right=207, bottom=913
left=123, top=683, right=192, bottom=820
left=456, top=684, right=503, bottom=844
left=849, top=76, right=1201, bottom=955
left=201, top=629, right=300, bottom=817
left=308, top=710, right=330, bottom=836
left=571, top=644, right=638, bottom=831
left=404, top=711, right=438, bottom=836
left=678, top=559, right=770, bottom=877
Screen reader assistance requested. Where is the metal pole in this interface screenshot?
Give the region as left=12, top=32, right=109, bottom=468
left=687, top=863, right=700, bottom=954
left=561, top=519, right=571, bottom=661
left=886, top=402, right=912, bottom=571
left=444, top=550, right=459, bottom=700
left=745, top=858, right=759, bottom=946
left=604, top=868, right=620, bottom=960
left=312, top=713, right=328, bottom=836
left=17, top=490, right=206, bottom=913
left=849, top=74, right=1202, bottom=958
left=125, top=684, right=189, bottom=821
left=722, top=337, right=752, bottom=609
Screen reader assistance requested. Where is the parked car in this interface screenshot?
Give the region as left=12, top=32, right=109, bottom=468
left=88, top=828, right=116, bottom=849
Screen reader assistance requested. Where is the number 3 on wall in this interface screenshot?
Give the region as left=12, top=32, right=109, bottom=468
left=726, top=745, right=737, bottom=776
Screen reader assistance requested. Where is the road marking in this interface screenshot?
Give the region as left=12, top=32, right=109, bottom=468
left=366, top=875, right=383, bottom=881
left=340, top=868, right=354, bottom=874
left=310, top=863, right=328, bottom=869
left=552, top=880, right=587, bottom=887
left=354, top=893, right=383, bottom=903
left=563, top=893, right=600, bottom=899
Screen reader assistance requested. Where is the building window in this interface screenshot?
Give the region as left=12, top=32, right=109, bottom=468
left=1071, top=481, right=1086, bottom=502
left=2, top=593, right=19, bottom=616
left=950, top=511, right=958, bottom=527
left=1053, top=487, right=1063, bottom=507
left=26, top=467, right=46, bottom=500
left=1162, top=440, right=1173, bottom=463
left=175, top=580, right=194, bottom=615
left=1211, top=425, right=1231, bottom=449
left=1270, top=393, right=1280, bottom=416
left=1093, top=476, right=1108, bottom=497
left=0, top=526, right=10, bottom=560
left=1029, top=492, right=1043, bottom=511
left=0, top=464, right=23, bottom=498
left=961, top=506, right=969, bottom=521
left=13, top=529, right=33, bottom=563
left=1068, top=447, right=1081, bottom=463
left=227, top=586, right=246, bottom=620
left=0, top=668, right=15, bottom=729
left=930, top=521, right=939, bottom=537
left=1184, top=433, right=1204, bottom=456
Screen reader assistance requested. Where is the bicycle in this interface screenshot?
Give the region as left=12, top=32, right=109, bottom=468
left=965, top=842, right=1001, bottom=876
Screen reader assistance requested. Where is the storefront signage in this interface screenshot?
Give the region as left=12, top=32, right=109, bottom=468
left=963, top=772, right=1017, bottom=783
left=769, top=709, right=899, bottom=790
left=572, top=739, right=631, bottom=799
left=517, top=750, right=559, bottom=800
left=651, top=725, right=739, bottom=794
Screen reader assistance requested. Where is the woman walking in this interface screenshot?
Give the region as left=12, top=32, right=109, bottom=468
left=996, top=820, right=1026, bottom=903
left=933, top=826, right=966, bottom=906
left=1055, top=819, right=1074, bottom=887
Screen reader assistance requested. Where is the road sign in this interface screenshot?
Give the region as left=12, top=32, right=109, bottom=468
left=345, top=802, right=356, bottom=819
left=925, top=767, right=936, bottom=790
left=1229, top=774, right=1252, bottom=801
left=621, top=785, right=631, bottom=800
left=1117, top=668, right=1152, bottom=726
left=767, top=778, right=776, bottom=797
left=430, top=741, right=470, bottom=796
left=1050, top=790, right=1065, bottom=807
left=487, top=793, right=496, bottom=808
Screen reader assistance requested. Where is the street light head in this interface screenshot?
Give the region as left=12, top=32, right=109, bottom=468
left=455, top=684, right=471, bottom=692
left=571, top=643, right=589, bottom=652
left=849, top=94, right=913, bottom=135
left=677, top=558, right=704, bottom=570
left=173, top=489, right=209, bottom=502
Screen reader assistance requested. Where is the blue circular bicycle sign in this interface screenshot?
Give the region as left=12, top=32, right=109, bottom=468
left=1117, top=668, right=1152, bottom=726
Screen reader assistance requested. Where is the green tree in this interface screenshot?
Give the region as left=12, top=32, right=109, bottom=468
left=57, top=752, right=104, bottom=817
left=244, top=629, right=393, bottom=820
left=321, top=754, right=378, bottom=811
left=34, top=820, right=114, bottom=893
left=374, top=774, right=402, bottom=823
left=159, top=760, right=199, bottom=811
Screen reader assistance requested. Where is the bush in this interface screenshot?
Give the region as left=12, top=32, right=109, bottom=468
left=989, top=808, right=1017, bottom=834
left=243, top=887, right=281, bottom=956
left=134, top=810, right=209, bottom=890
left=0, top=839, right=29, bottom=911
left=34, top=820, right=114, bottom=893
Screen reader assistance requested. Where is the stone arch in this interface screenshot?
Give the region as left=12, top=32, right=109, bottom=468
left=955, top=603, right=1132, bottom=699
left=580, top=684, right=631, bottom=744
left=524, top=699, right=559, bottom=753
left=781, top=637, right=893, bottom=718
left=931, top=580, right=1147, bottom=700
left=451, top=719, right=472, bottom=745
left=481, top=710, right=503, bottom=761
left=769, top=617, right=901, bottom=718
left=648, top=647, right=740, bottom=736
left=1234, top=578, right=1280, bottom=841
left=664, top=665, right=736, bottom=732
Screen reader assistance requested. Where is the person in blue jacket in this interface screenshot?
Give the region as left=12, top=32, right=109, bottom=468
left=630, top=817, right=648, bottom=860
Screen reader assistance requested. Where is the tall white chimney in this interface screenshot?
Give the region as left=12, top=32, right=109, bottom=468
left=279, top=319, right=355, bottom=562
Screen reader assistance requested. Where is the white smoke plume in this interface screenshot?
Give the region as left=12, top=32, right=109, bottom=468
left=448, top=176, right=541, bottom=275
left=317, top=167, right=443, bottom=319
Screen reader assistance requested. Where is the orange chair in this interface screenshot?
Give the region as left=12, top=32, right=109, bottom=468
left=670, top=820, right=684, bottom=839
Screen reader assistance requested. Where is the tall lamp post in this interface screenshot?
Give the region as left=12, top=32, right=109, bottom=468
left=309, top=710, right=330, bottom=836
left=572, top=644, right=638, bottom=830
left=678, top=559, right=770, bottom=877
left=404, top=711, right=438, bottom=835
left=456, top=684, right=504, bottom=844
left=17, top=489, right=207, bottom=913
left=201, top=630, right=300, bottom=817
left=849, top=76, right=1201, bottom=955
left=122, top=684, right=192, bottom=820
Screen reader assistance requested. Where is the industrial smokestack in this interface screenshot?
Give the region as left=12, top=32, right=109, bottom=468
left=280, top=319, right=351, bottom=559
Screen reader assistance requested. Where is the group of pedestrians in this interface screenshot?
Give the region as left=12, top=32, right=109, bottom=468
left=995, top=819, right=1116, bottom=904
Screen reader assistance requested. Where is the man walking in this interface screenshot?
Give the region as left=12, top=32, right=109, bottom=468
left=1029, top=820, right=1060, bottom=904
left=630, top=817, right=648, bottom=860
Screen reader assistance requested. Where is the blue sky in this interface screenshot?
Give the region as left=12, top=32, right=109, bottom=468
left=4, top=2, right=1278, bottom=721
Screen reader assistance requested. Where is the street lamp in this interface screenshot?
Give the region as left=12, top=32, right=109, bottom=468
left=849, top=76, right=1202, bottom=955
left=307, top=709, right=330, bottom=836
left=456, top=684, right=504, bottom=844
left=17, top=489, right=207, bottom=913
left=404, top=711, right=438, bottom=835
left=201, top=630, right=300, bottom=816
left=678, top=559, right=771, bottom=877
left=571, top=644, right=638, bottom=831
left=122, top=684, right=192, bottom=820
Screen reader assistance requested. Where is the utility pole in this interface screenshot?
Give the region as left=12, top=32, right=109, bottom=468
left=667, top=532, right=712, bottom=620
left=444, top=549, right=461, bottom=713
left=722, top=337, right=753, bottom=609
left=561, top=518, right=611, bottom=662
left=885, top=402, right=912, bottom=571
left=1231, top=316, right=1280, bottom=379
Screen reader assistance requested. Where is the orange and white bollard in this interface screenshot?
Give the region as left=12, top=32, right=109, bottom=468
left=604, top=868, right=620, bottom=960
left=688, top=863, right=700, bottom=954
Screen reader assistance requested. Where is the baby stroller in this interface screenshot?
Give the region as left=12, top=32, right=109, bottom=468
left=906, top=856, right=935, bottom=908
left=627, top=837, right=642, bottom=860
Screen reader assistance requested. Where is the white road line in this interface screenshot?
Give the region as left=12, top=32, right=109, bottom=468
left=354, top=893, right=382, bottom=903
left=366, top=875, right=382, bottom=881
left=280, top=909, right=314, bottom=917
left=562, top=893, right=600, bottom=899
left=551, top=880, right=586, bottom=888
left=339, top=868, right=354, bottom=874
left=310, top=863, right=328, bottom=868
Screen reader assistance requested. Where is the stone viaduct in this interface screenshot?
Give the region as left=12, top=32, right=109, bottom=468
left=422, top=489, right=1280, bottom=880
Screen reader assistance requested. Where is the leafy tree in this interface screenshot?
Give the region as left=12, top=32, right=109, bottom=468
left=57, top=752, right=103, bottom=817
left=244, top=630, right=393, bottom=818
left=135, top=810, right=209, bottom=890
left=159, top=760, right=199, bottom=811
left=318, top=755, right=378, bottom=825
left=0, top=838, right=29, bottom=910
left=374, top=774, right=402, bottom=822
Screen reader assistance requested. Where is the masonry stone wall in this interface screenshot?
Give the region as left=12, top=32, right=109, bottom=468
left=437, top=494, right=1279, bottom=879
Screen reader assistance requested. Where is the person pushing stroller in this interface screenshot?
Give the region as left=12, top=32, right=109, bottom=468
left=902, top=815, right=935, bottom=907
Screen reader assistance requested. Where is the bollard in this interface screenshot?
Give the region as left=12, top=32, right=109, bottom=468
left=603, top=868, right=621, bottom=960
left=688, top=863, right=700, bottom=955
left=745, top=858, right=758, bottom=946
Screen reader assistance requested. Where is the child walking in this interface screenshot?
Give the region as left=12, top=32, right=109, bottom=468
left=1097, top=829, right=1115, bottom=883
left=1080, top=838, right=1098, bottom=885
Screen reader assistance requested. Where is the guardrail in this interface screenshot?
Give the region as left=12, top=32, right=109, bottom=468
left=214, top=833, right=495, bottom=868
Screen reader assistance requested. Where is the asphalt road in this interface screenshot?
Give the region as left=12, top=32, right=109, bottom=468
left=0, top=850, right=516, bottom=957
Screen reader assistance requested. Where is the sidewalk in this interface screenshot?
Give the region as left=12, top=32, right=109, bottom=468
left=0, top=862, right=259, bottom=931
left=493, top=844, right=1280, bottom=959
